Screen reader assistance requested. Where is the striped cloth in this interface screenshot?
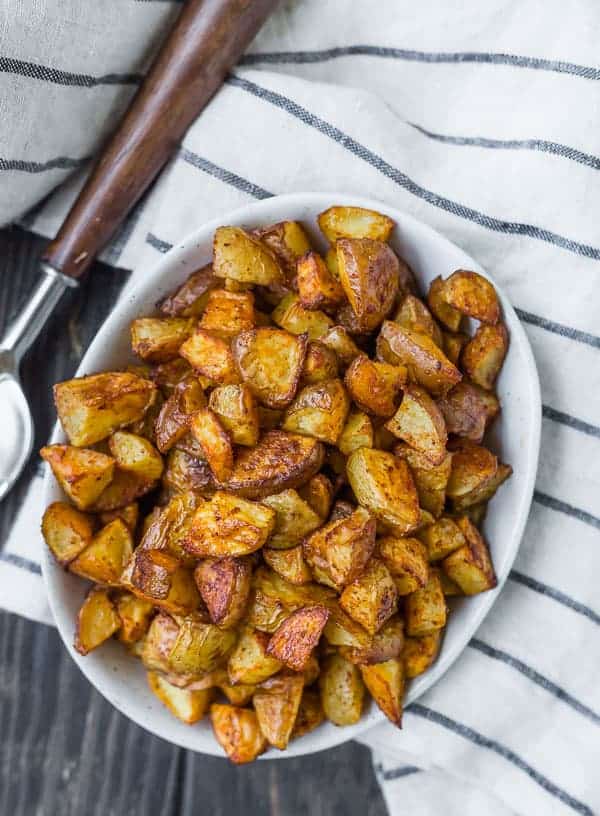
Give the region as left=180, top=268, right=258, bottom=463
left=1, top=1, right=600, bottom=814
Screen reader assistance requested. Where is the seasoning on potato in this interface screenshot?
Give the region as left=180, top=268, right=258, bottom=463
left=41, top=205, right=511, bottom=762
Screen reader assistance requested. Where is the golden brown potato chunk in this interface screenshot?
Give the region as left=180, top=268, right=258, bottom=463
left=360, top=658, right=404, bottom=726
left=340, top=615, right=404, bottom=665
left=403, top=631, right=441, bottom=678
left=377, top=322, right=461, bottom=397
left=89, top=468, right=156, bottom=512
left=319, top=654, right=365, bottom=726
left=405, top=569, right=447, bottom=637
left=394, top=443, right=452, bottom=518
left=437, top=381, right=500, bottom=443
left=159, top=264, right=216, bottom=317
left=228, top=626, right=283, bottom=685
left=194, top=556, right=252, bottom=628
left=301, top=341, right=339, bottom=385
left=378, top=536, right=429, bottom=595
left=162, top=449, right=215, bottom=496
left=347, top=448, right=420, bottom=534
left=298, top=473, right=334, bottom=520
left=344, top=356, right=405, bottom=417
left=40, top=445, right=115, bottom=510
left=442, top=270, right=500, bottom=325
left=418, top=516, right=466, bottom=561
left=427, top=276, right=463, bottom=332
left=210, top=704, right=267, bottom=764
left=168, top=616, right=237, bottom=674
left=446, top=439, right=498, bottom=504
left=54, top=372, right=157, bottom=447
left=179, top=328, right=240, bottom=385
left=291, top=688, right=325, bottom=739
left=393, top=293, right=443, bottom=348
left=262, top=489, right=322, bottom=549
left=115, top=593, right=154, bottom=645
left=74, top=587, right=121, bottom=655
left=320, top=325, right=362, bottom=368
left=461, top=322, right=508, bottom=390
left=183, top=492, right=275, bottom=558
left=338, top=410, right=374, bottom=455
left=70, top=518, right=133, bottom=585
left=385, top=384, right=447, bottom=465
left=452, top=462, right=512, bottom=511
left=336, top=238, right=400, bottom=332
left=283, top=379, right=349, bottom=444
left=213, top=226, right=283, bottom=286
left=267, top=605, right=330, bottom=671
left=253, top=220, right=312, bottom=279
left=208, top=384, right=259, bottom=447
left=340, top=558, right=398, bottom=635
left=139, top=490, right=201, bottom=564
left=253, top=673, right=304, bottom=750
left=100, top=502, right=139, bottom=532
left=442, top=331, right=470, bottom=366
left=148, top=672, right=214, bottom=724
left=122, top=549, right=201, bottom=615
left=108, top=431, right=164, bottom=481
left=303, top=506, right=376, bottom=590
left=442, top=516, right=497, bottom=595
left=141, top=611, right=180, bottom=673
left=190, top=408, right=234, bottom=482
left=130, top=317, right=195, bottom=363
left=272, top=293, right=334, bottom=341
left=318, top=206, right=395, bottom=243
left=297, top=251, right=345, bottom=312
left=263, top=545, right=313, bottom=585
left=232, top=327, right=308, bottom=409
left=198, top=289, right=255, bottom=340
left=154, top=376, right=206, bottom=453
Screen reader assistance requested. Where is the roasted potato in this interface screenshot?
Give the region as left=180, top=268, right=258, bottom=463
left=405, top=569, right=447, bottom=637
left=130, top=317, right=195, bottom=363
left=159, top=264, right=216, bottom=317
left=360, top=658, right=404, bottom=726
left=70, top=518, right=133, bottom=585
left=208, top=383, right=259, bottom=446
left=442, top=331, right=470, bottom=366
left=336, top=238, right=400, bottom=332
left=337, top=410, right=374, bottom=455
left=394, top=443, right=452, bottom=518
left=213, top=226, right=283, bottom=286
left=154, top=376, right=206, bottom=453
left=461, top=322, right=508, bottom=390
left=303, top=506, right=376, bottom=590
left=283, top=379, right=350, bottom=444
left=272, top=293, right=334, bottom=340
left=122, top=549, right=201, bottom=615
left=266, top=605, right=330, bottom=671
left=100, top=502, right=139, bottom=532
left=54, top=372, right=157, bottom=447
left=437, top=381, right=500, bottom=442
left=190, top=408, right=234, bottom=482
left=168, top=615, right=237, bottom=674
left=108, top=431, right=164, bottom=481
left=228, top=626, right=283, bottom=685
left=40, top=445, right=115, bottom=510
left=194, top=556, right=252, bottom=628
left=318, top=206, right=395, bottom=243
left=210, top=704, right=267, bottom=764
left=301, top=341, right=339, bottom=385
left=115, top=593, right=154, bottom=645
left=253, top=673, right=304, bottom=750
left=297, top=251, right=345, bottom=312
left=418, top=516, right=466, bottom=561
left=427, top=276, right=463, bottom=332
left=142, top=611, right=181, bottom=673
left=442, top=516, right=497, bottom=594
left=232, top=327, right=308, bottom=408
left=319, top=654, right=365, bottom=726
left=320, top=325, right=362, bottom=368
left=74, top=587, right=121, bottom=655
left=253, top=220, right=312, bottom=279
left=393, top=293, right=443, bottom=348
left=385, top=384, right=447, bottom=465
left=148, top=671, right=214, bottom=724
left=219, top=680, right=257, bottom=706
left=262, top=489, right=321, bottom=549
left=162, top=449, right=215, bottom=496
left=377, top=536, right=429, bottom=595
left=291, top=688, right=325, bottom=738
left=452, top=462, right=512, bottom=511
left=89, top=467, right=156, bottom=512
left=344, top=356, right=405, bottom=417
left=340, top=615, right=404, bottom=665
left=403, top=631, right=442, bottom=678
left=263, top=545, right=313, bottom=585
left=199, top=289, right=255, bottom=340
left=446, top=439, right=498, bottom=505
left=179, top=328, right=240, bottom=385
left=298, top=473, right=334, bottom=520
left=441, top=270, right=500, bottom=325
left=339, top=558, right=398, bottom=635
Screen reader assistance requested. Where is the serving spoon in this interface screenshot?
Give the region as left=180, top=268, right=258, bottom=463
left=0, top=0, right=278, bottom=502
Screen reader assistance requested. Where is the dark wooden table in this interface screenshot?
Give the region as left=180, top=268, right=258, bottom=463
left=0, top=226, right=387, bottom=816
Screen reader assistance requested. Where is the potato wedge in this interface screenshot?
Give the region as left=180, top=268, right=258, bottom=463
left=141, top=611, right=181, bottom=673
left=213, top=226, right=283, bottom=286
left=115, top=593, right=154, bottom=645
left=337, top=410, right=374, bottom=455
left=442, top=516, right=497, bottom=595
left=301, top=341, right=339, bottom=385
left=74, top=587, right=120, bottom=655
left=168, top=616, right=237, bottom=674
left=54, top=372, right=157, bottom=447
left=40, top=445, right=115, bottom=510
left=89, top=468, right=157, bottom=512
left=70, top=518, right=133, bottom=585
left=344, top=356, right=405, bottom=417
left=377, top=536, right=429, bottom=595
left=417, top=516, right=466, bottom=561
left=108, top=431, right=164, bottom=481
left=297, top=251, right=345, bottom=312
left=385, top=384, right=447, bottom=465
left=452, top=462, right=512, bottom=511
left=179, top=328, right=240, bottom=385
left=360, top=658, right=404, bottom=726
left=263, top=545, right=313, bottom=585
left=461, top=322, right=508, bottom=390
left=442, top=270, right=500, bottom=325
left=291, top=688, right=325, bottom=739
left=99, top=502, right=139, bottom=532
left=347, top=448, right=420, bottom=534
left=393, top=293, right=443, bottom=348
left=232, top=327, right=308, bottom=409
left=426, top=276, right=463, bottom=332
left=405, top=568, right=447, bottom=636
left=199, top=289, right=255, bottom=340
left=262, top=489, right=321, bottom=549
left=283, top=379, right=350, bottom=444
left=320, top=325, right=362, bottom=368
left=253, top=673, right=304, bottom=750
left=154, top=376, right=207, bottom=453
left=437, top=381, right=500, bottom=443
left=318, top=206, right=395, bottom=243
left=189, top=408, right=234, bottom=482
left=446, top=439, right=498, bottom=503
left=403, top=631, right=442, bottom=678
left=303, top=506, right=376, bottom=590
left=131, top=317, right=195, bottom=363
left=148, top=671, right=214, bottom=724
left=122, top=549, right=201, bottom=615
left=211, top=704, right=267, bottom=764
left=393, top=443, right=452, bottom=518
left=139, top=490, right=201, bottom=563
left=159, top=264, right=216, bottom=317
left=253, top=220, right=312, bottom=278
left=228, top=626, right=283, bottom=684
left=325, top=246, right=339, bottom=279
left=194, top=556, right=252, bottom=628
left=340, top=615, right=404, bottom=665
left=272, top=293, right=334, bottom=340
left=319, top=654, right=365, bottom=726
left=208, top=384, right=259, bottom=447
left=442, top=331, right=470, bottom=366
left=183, top=491, right=275, bottom=558
left=266, top=606, right=330, bottom=671
left=162, top=449, right=215, bottom=496
left=377, top=322, right=461, bottom=397
left=336, top=238, right=399, bottom=332
left=340, top=558, right=398, bottom=635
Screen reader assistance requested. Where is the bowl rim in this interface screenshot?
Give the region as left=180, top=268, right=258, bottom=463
left=42, top=191, right=541, bottom=759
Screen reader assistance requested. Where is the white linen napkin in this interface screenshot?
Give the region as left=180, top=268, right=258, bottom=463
left=2, top=2, right=600, bottom=814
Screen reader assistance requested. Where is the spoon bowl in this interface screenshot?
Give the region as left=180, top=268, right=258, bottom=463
left=0, top=364, right=33, bottom=500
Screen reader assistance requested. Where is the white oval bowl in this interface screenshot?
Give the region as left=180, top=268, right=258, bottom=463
left=42, top=192, right=541, bottom=758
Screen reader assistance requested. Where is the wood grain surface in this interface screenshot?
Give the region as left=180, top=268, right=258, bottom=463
left=0, top=226, right=387, bottom=816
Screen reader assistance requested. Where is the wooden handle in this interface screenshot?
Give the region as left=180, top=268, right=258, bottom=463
left=43, top=0, right=278, bottom=278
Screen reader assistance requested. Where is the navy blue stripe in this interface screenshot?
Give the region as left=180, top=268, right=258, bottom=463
left=534, top=490, right=600, bottom=531
left=379, top=765, right=421, bottom=782
left=407, top=122, right=600, bottom=171
left=542, top=405, right=600, bottom=439
left=0, top=56, right=142, bottom=87
left=0, top=552, right=42, bottom=576
left=0, top=155, right=88, bottom=173
left=408, top=704, right=594, bottom=816
left=146, top=233, right=172, bottom=253
left=515, top=308, right=600, bottom=348
left=470, top=638, right=600, bottom=726
left=240, top=46, right=600, bottom=81
left=178, top=147, right=273, bottom=199
left=227, top=74, right=600, bottom=261
left=509, top=570, right=600, bottom=627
